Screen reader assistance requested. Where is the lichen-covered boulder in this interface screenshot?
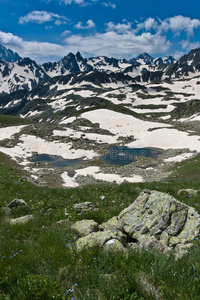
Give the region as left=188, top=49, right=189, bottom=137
left=73, top=202, right=97, bottom=213
left=71, top=220, right=99, bottom=237
left=7, top=199, right=28, bottom=209
left=10, top=214, right=34, bottom=225
left=99, top=216, right=123, bottom=232
left=118, top=190, right=200, bottom=257
left=76, top=230, right=126, bottom=251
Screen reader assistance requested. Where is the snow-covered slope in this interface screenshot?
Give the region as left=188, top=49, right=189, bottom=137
left=0, top=57, right=49, bottom=94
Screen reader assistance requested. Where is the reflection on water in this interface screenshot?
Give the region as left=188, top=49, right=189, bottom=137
left=32, top=147, right=162, bottom=168
left=101, top=147, right=162, bottom=166
left=33, top=154, right=84, bottom=168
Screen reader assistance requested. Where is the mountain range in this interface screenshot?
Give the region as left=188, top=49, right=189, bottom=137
left=0, top=44, right=200, bottom=124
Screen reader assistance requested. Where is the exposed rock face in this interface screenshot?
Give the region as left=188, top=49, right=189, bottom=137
left=73, top=190, right=200, bottom=258
left=7, top=199, right=28, bottom=209
left=73, top=202, right=97, bottom=213
left=71, top=220, right=99, bottom=237
left=118, top=190, right=200, bottom=256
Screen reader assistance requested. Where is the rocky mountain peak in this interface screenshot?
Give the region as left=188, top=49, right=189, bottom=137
left=0, top=44, right=21, bottom=62
left=136, top=52, right=154, bottom=64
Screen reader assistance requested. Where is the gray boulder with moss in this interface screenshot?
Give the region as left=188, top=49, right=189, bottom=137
left=76, top=230, right=127, bottom=251
left=10, top=214, right=34, bottom=225
left=118, top=190, right=200, bottom=257
left=71, top=219, right=99, bottom=237
left=7, top=199, right=28, bottom=209
left=73, top=190, right=200, bottom=258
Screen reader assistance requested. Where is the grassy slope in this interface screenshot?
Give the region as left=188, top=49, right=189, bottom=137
left=0, top=114, right=32, bottom=127
left=0, top=150, right=200, bottom=299
left=0, top=116, right=200, bottom=299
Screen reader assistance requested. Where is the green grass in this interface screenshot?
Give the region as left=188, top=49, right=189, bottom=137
left=0, top=114, right=33, bottom=128
left=133, top=104, right=167, bottom=110
left=0, top=152, right=200, bottom=299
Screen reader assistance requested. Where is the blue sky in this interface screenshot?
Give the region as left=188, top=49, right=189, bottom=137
left=0, top=0, right=200, bottom=63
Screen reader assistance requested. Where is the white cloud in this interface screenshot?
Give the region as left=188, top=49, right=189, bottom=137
left=60, top=0, right=91, bottom=5
left=136, top=17, right=158, bottom=32
left=173, top=50, right=185, bottom=60
left=0, top=30, right=65, bottom=63
left=61, top=30, right=71, bottom=36
left=106, top=22, right=132, bottom=33
left=136, top=16, right=200, bottom=37
left=60, top=0, right=116, bottom=7
left=160, top=16, right=200, bottom=36
left=180, top=40, right=200, bottom=51
left=75, top=19, right=95, bottom=29
left=0, top=29, right=170, bottom=64
left=64, top=31, right=170, bottom=58
left=19, top=10, right=68, bottom=25
left=102, top=2, right=116, bottom=9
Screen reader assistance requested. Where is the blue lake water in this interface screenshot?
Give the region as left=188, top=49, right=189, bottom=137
left=32, top=147, right=162, bottom=168
left=33, top=154, right=83, bottom=168
left=101, top=147, right=162, bottom=166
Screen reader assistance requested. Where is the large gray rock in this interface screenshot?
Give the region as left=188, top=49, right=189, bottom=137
left=73, top=202, right=97, bottom=213
left=7, top=199, right=28, bottom=209
left=10, top=214, right=34, bottom=225
left=71, top=220, right=99, bottom=237
left=118, top=190, right=200, bottom=258
left=72, top=190, right=200, bottom=258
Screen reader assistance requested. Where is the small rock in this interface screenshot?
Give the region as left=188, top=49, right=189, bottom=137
left=73, top=202, right=97, bottom=213
left=7, top=199, right=28, bottom=209
left=177, top=189, right=200, bottom=196
left=10, top=214, right=34, bottom=225
left=71, top=220, right=99, bottom=237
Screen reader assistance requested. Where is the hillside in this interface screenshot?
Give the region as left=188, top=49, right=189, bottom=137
left=0, top=45, right=200, bottom=299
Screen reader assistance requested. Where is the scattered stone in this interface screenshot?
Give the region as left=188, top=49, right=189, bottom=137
left=71, top=220, right=99, bottom=237
left=73, top=202, right=97, bottom=213
left=10, top=214, right=34, bottom=225
left=177, top=189, right=200, bottom=196
left=7, top=199, right=28, bottom=209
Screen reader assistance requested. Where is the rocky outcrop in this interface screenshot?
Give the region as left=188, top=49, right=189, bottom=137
left=72, top=190, right=200, bottom=258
